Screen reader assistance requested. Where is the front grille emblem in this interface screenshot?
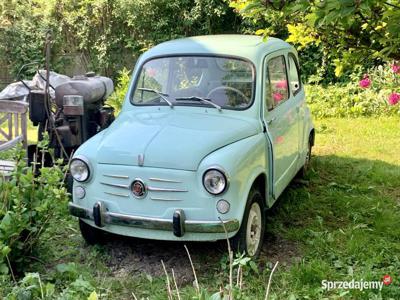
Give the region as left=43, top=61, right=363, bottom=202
left=131, top=179, right=147, bottom=198
left=138, top=154, right=144, bottom=166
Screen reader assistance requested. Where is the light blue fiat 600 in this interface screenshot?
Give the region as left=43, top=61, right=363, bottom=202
left=69, top=35, right=314, bottom=257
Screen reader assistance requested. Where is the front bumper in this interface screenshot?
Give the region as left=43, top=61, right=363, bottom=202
left=69, top=202, right=239, bottom=237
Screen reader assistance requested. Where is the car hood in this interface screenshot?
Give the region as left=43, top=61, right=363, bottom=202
left=96, top=110, right=260, bottom=171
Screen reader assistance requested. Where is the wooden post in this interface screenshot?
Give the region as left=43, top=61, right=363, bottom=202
left=0, top=100, right=28, bottom=151
left=21, top=110, right=27, bottom=149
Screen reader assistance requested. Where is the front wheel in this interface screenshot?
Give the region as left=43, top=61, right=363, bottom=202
left=231, top=189, right=265, bottom=257
left=79, top=219, right=106, bottom=245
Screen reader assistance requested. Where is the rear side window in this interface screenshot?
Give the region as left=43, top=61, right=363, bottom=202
left=288, top=54, right=301, bottom=95
left=265, top=55, right=289, bottom=110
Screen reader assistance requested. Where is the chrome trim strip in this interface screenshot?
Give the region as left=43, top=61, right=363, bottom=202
left=103, top=174, right=129, bottom=179
left=148, top=186, right=188, bottom=192
left=149, top=177, right=182, bottom=183
left=151, top=197, right=182, bottom=201
left=100, top=182, right=129, bottom=189
left=68, top=202, right=239, bottom=234
left=104, top=191, right=129, bottom=198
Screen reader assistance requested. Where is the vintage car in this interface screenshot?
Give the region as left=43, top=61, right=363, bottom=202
left=68, top=35, right=314, bottom=257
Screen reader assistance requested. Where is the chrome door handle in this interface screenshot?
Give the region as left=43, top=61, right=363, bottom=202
left=267, top=117, right=276, bottom=125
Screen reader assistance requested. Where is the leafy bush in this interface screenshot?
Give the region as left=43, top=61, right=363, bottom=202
left=230, top=0, right=400, bottom=80
left=306, top=84, right=400, bottom=118
left=2, top=268, right=98, bottom=300
left=0, top=143, right=68, bottom=277
left=306, top=64, right=400, bottom=118
left=0, top=0, right=241, bottom=79
left=106, top=68, right=131, bottom=114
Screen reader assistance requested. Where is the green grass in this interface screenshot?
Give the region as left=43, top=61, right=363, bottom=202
left=1, top=117, right=399, bottom=299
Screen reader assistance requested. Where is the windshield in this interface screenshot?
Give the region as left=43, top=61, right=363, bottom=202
left=131, top=56, right=255, bottom=110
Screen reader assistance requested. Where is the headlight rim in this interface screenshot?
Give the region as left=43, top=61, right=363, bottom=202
left=70, top=155, right=91, bottom=182
left=202, top=166, right=229, bottom=196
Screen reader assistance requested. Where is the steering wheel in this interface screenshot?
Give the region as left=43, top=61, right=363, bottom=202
left=206, top=86, right=250, bottom=105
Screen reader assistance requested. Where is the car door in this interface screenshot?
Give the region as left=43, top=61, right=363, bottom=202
left=263, top=52, right=300, bottom=198
left=287, top=53, right=307, bottom=169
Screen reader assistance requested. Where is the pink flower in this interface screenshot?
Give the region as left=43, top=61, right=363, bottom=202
left=359, top=75, right=371, bottom=88
left=273, top=92, right=284, bottom=103
left=276, top=136, right=284, bottom=144
left=388, top=92, right=400, bottom=105
left=146, top=67, right=157, bottom=77
left=275, top=80, right=287, bottom=89
left=391, top=64, right=400, bottom=74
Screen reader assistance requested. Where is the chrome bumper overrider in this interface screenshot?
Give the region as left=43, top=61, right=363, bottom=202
left=68, top=202, right=239, bottom=236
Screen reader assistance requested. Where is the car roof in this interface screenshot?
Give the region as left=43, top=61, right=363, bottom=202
left=141, top=35, right=293, bottom=64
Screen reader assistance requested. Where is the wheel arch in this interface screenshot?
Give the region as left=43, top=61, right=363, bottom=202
left=309, top=128, right=315, bottom=146
left=242, top=171, right=269, bottom=212
left=252, top=172, right=268, bottom=208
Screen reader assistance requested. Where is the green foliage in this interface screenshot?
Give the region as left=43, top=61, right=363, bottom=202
left=306, top=84, right=400, bottom=118
left=3, top=269, right=97, bottom=300
left=307, top=64, right=400, bottom=118
left=0, top=0, right=70, bottom=77
left=0, top=0, right=241, bottom=79
left=3, top=273, right=56, bottom=300
left=106, top=68, right=131, bottom=114
left=230, top=0, right=400, bottom=81
left=0, top=142, right=69, bottom=277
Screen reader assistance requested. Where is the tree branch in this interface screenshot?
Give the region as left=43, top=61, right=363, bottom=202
left=356, top=11, right=385, bottom=39
left=384, top=1, right=400, bottom=9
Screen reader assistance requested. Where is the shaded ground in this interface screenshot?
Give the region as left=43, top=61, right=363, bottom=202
left=103, top=238, right=223, bottom=284
left=92, top=228, right=300, bottom=284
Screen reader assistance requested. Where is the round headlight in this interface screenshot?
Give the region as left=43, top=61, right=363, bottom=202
left=70, top=158, right=90, bottom=182
left=203, top=168, right=228, bottom=195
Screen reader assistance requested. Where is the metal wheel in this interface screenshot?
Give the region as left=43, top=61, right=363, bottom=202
left=245, top=202, right=262, bottom=256
left=231, top=188, right=265, bottom=257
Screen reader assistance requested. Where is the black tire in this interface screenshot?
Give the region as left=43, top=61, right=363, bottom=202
left=79, top=219, right=106, bottom=245
left=297, top=137, right=312, bottom=179
left=231, top=188, right=265, bottom=257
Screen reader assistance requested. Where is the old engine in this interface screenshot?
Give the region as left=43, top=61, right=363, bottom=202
left=28, top=73, right=115, bottom=162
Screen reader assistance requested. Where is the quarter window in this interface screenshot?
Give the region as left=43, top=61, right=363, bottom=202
left=265, top=56, right=289, bottom=110
left=288, top=54, right=301, bottom=95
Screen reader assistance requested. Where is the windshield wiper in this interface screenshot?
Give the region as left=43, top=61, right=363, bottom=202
left=175, top=96, right=221, bottom=111
left=137, top=87, right=174, bottom=108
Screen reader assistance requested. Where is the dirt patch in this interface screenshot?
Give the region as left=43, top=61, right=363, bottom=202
left=100, top=232, right=300, bottom=283
left=260, top=234, right=302, bottom=268
left=101, top=235, right=225, bottom=285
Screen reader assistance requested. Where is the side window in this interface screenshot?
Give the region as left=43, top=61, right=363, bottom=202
left=265, top=55, right=289, bottom=110
left=288, top=54, right=301, bottom=95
